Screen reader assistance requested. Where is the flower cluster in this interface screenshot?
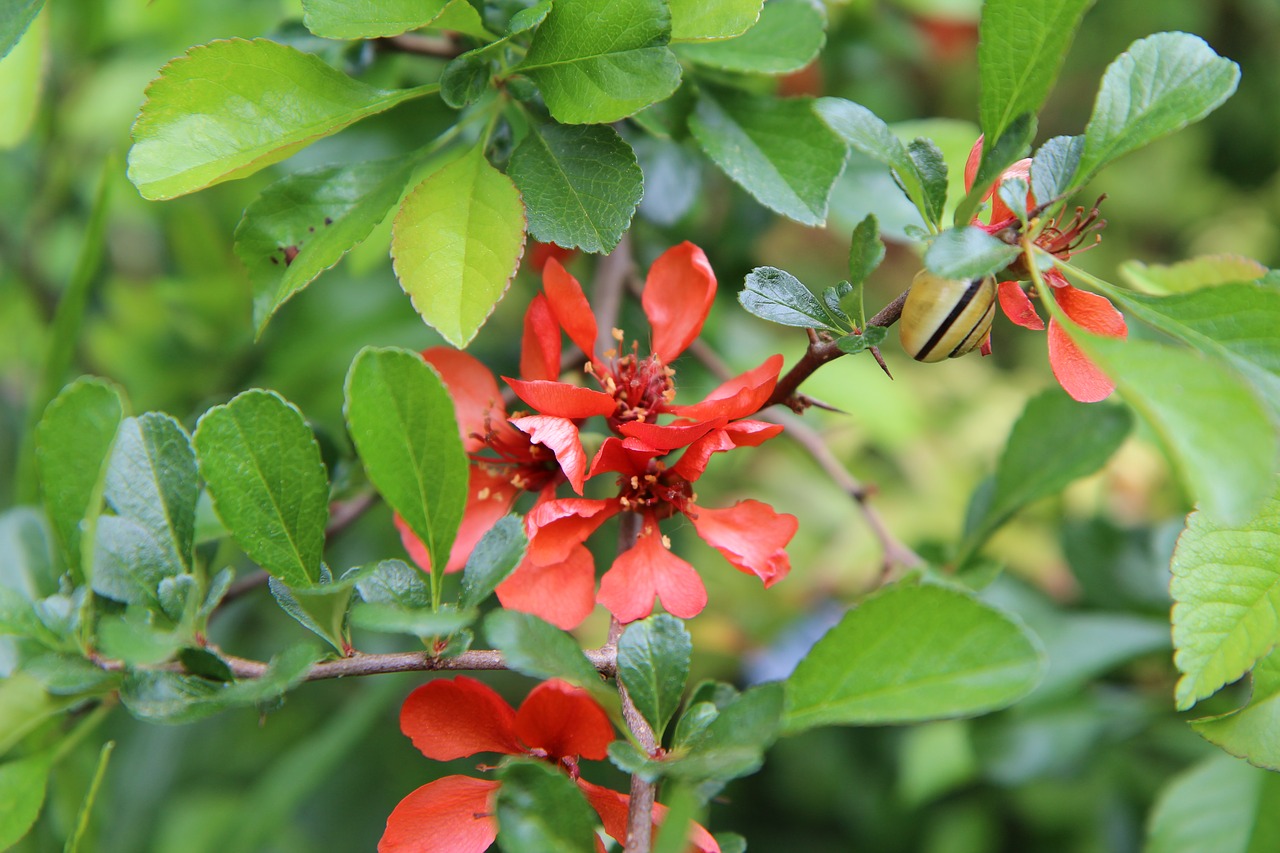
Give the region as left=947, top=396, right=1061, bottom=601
left=964, top=138, right=1128, bottom=402
left=399, top=242, right=797, bottom=628
left=379, top=677, right=718, bottom=852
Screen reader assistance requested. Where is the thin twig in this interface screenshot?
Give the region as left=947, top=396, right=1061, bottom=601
left=593, top=234, right=635, bottom=353
left=377, top=33, right=466, bottom=59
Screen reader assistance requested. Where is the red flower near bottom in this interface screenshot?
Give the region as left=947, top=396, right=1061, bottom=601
left=380, top=677, right=718, bottom=853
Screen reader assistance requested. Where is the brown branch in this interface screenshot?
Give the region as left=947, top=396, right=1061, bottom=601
left=377, top=33, right=466, bottom=59
left=593, top=233, right=635, bottom=354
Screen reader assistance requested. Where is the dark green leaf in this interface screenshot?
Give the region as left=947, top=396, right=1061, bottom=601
left=1076, top=32, right=1240, bottom=187
left=344, top=347, right=468, bottom=592
left=483, top=610, right=601, bottom=689
left=739, top=266, right=848, bottom=332
left=355, top=559, right=431, bottom=608
left=847, top=213, right=884, bottom=291
left=961, top=388, right=1133, bottom=558
left=668, top=0, right=762, bottom=40
left=508, top=123, right=642, bottom=253
left=301, top=0, right=451, bottom=38
left=664, top=682, right=782, bottom=785
left=391, top=145, right=526, bottom=347
left=518, top=0, right=681, bottom=124
left=822, top=281, right=855, bottom=330
left=675, top=0, right=825, bottom=75
left=349, top=602, right=476, bottom=636
left=691, top=89, right=846, bottom=226
left=496, top=760, right=598, bottom=853
left=0, top=751, right=52, bottom=849
left=1147, top=753, right=1280, bottom=853
left=177, top=647, right=234, bottom=682
left=128, top=39, right=434, bottom=200
left=784, top=582, right=1044, bottom=731
left=907, top=138, right=948, bottom=227
left=35, top=378, right=126, bottom=580
left=194, top=390, right=329, bottom=588
left=834, top=325, right=888, bottom=355
left=234, top=157, right=416, bottom=335
left=440, top=54, right=490, bottom=108
left=459, top=515, right=528, bottom=610
left=105, top=413, right=198, bottom=574
left=269, top=575, right=353, bottom=653
left=618, top=614, right=691, bottom=737
left=978, top=0, right=1094, bottom=144
left=91, top=515, right=183, bottom=606
left=923, top=226, right=1021, bottom=280
left=672, top=702, right=719, bottom=750
left=1030, top=134, right=1084, bottom=203
left=1171, top=486, right=1280, bottom=710
left=633, top=136, right=702, bottom=226
left=954, top=113, right=1036, bottom=225
left=0, top=0, right=43, bottom=61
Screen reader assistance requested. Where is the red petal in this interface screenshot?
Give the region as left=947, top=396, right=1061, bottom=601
left=521, top=294, right=562, bottom=382
left=618, top=418, right=724, bottom=452
left=514, top=679, right=614, bottom=761
left=691, top=500, right=797, bottom=588
left=577, top=779, right=720, bottom=853
left=671, top=421, right=783, bottom=481
left=1056, top=284, right=1127, bottom=338
left=400, top=676, right=521, bottom=760
left=496, top=544, right=598, bottom=631
left=397, top=470, right=520, bottom=574
left=989, top=158, right=1033, bottom=223
left=526, top=498, right=618, bottom=564
left=1043, top=267, right=1070, bottom=288
left=643, top=242, right=717, bottom=362
left=378, top=776, right=499, bottom=853
left=587, top=437, right=660, bottom=478
left=964, top=135, right=983, bottom=193
left=510, top=415, right=588, bottom=495
left=666, top=354, right=784, bottom=422
left=597, top=522, right=707, bottom=623
left=421, top=348, right=505, bottom=451
left=543, top=259, right=598, bottom=358
left=1047, top=286, right=1125, bottom=402
left=528, top=241, right=576, bottom=272
left=997, top=281, right=1044, bottom=330
left=505, top=378, right=617, bottom=419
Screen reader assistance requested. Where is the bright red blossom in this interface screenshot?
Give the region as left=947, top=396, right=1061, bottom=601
left=380, top=677, right=718, bottom=853
left=963, top=137, right=1127, bottom=402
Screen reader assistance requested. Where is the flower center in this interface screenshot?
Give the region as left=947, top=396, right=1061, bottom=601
left=1036, top=195, right=1107, bottom=260
left=470, top=414, right=561, bottom=493
left=615, top=459, right=693, bottom=519
left=590, top=334, right=677, bottom=432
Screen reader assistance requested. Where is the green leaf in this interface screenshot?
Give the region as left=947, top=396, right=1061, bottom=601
left=978, top=0, right=1094, bottom=144
left=907, top=137, right=948, bottom=227
left=834, top=325, right=888, bottom=355
left=508, top=123, right=642, bottom=254
left=1072, top=334, right=1276, bottom=525
left=1120, top=255, right=1267, bottom=295
left=1147, top=753, right=1280, bottom=853
left=954, top=113, right=1036, bottom=225
left=270, top=575, right=353, bottom=653
left=1191, top=648, right=1280, bottom=769
left=739, top=266, right=849, bottom=332
left=349, top=602, right=476, bottom=636
left=35, top=378, right=126, bottom=580
left=846, top=213, right=884, bottom=294
left=496, top=760, right=598, bottom=853
left=234, top=156, right=416, bottom=335
left=0, top=675, right=76, bottom=758
left=354, top=559, right=431, bottom=608
left=822, top=281, right=855, bottom=331
left=665, top=682, right=782, bottom=784
left=675, top=0, right=825, bottom=75
left=459, top=515, right=528, bottom=610
left=961, top=388, right=1133, bottom=557
left=391, top=145, right=525, bottom=347
left=23, top=652, right=118, bottom=696
left=690, top=89, right=845, bottom=226
left=815, top=98, right=936, bottom=228
left=301, top=0, right=451, bottom=38
left=1075, top=32, right=1240, bottom=187
left=92, top=516, right=184, bottom=606
left=668, top=0, right=761, bottom=40
left=0, top=0, right=42, bottom=60
left=127, top=39, right=434, bottom=200
left=64, top=740, right=113, bottom=853
left=1171, top=486, right=1280, bottom=710
left=194, top=390, right=330, bottom=588
left=0, top=6, right=44, bottom=150
left=343, top=347, right=468, bottom=592
left=633, top=136, right=701, bottom=226
left=440, top=54, right=491, bottom=108
left=0, top=751, right=52, bottom=849
left=783, top=582, right=1044, bottom=732
left=483, top=610, right=601, bottom=689
left=518, top=0, right=681, bottom=124
left=618, top=615, right=691, bottom=738
left=0, top=508, right=57, bottom=599
left=923, top=226, right=1021, bottom=280
left=1030, top=134, right=1084, bottom=204
left=105, top=414, right=198, bottom=574
left=97, top=605, right=186, bottom=665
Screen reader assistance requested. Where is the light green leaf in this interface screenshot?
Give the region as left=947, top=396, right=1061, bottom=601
left=496, top=761, right=598, bottom=853
left=391, top=145, right=525, bottom=347
left=344, top=347, right=468, bottom=591
left=508, top=123, right=642, bottom=254
left=65, top=740, right=113, bottom=853
left=962, top=389, right=1132, bottom=557
left=618, top=615, right=691, bottom=738
left=691, top=89, right=845, bottom=226
left=105, top=414, right=198, bottom=574
left=846, top=213, right=883, bottom=295
left=35, top=378, right=126, bottom=580
left=518, top=0, right=681, bottom=124
left=0, top=5, right=44, bottom=150
left=1147, top=753, right=1280, bottom=853
left=349, top=602, right=476, bottom=637
left=666, top=682, right=781, bottom=784
left=783, top=582, right=1044, bottom=732
left=91, top=515, right=184, bottom=607
left=675, top=0, right=825, bottom=75
left=127, top=39, right=434, bottom=200
left=0, top=0, right=42, bottom=60
left=923, top=226, right=1021, bottom=280
left=459, top=515, right=528, bottom=611
left=270, top=575, right=353, bottom=653
left=96, top=605, right=186, bottom=665
left=234, top=156, right=416, bottom=335
left=483, top=610, right=602, bottom=690
left=978, top=0, right=1093, bottom=144
left=0, top=751, right=52, bottom=849
left=1171, top=487, right=1280, bottom=710
left=1119, top=255, right=1267, bottom=295
left=1030, top=134, right=1084, bottom=204
left=301, top=0, right=450, bottom=38
left=1191, top=648, right=1280, bottom=769
left=194, top=390, right=330, bottom=588
left=1073, top=334, right=1276, bottom=525
left=1075, top=32, right=1240, bottom=186
left=668, top=0, right=762, bottom=41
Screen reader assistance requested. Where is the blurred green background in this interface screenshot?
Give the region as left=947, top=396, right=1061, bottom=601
left=3, top=0, right=1274, bottom=850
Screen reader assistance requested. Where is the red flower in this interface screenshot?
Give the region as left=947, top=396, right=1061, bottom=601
left=379, top=677, right=718, bottom=853
left=963, top=137, right=1127, bottom=402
